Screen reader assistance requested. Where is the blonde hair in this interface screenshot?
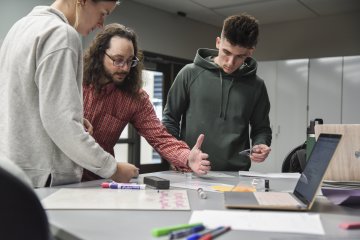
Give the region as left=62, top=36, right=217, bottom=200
left=71, top=0, right=120, bottom=30
left=73, top=0, right=80, bottom=30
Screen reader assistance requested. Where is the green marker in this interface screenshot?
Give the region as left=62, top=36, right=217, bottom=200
left=151, top=222, right=203, bottom=237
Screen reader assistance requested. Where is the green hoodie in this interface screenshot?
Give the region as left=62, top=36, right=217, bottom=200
left=163, top=48, right=272, bottom=171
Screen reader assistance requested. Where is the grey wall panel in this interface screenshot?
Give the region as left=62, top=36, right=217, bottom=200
left=308, top=57, right=342, bottom=124
left=342, top=56, right=360, bottom=123
left=275, top=59, right=308, bottom=165
left=253, top=61, right=278, bottom=172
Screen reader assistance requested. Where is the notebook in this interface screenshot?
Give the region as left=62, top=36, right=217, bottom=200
left=224, top=133, right=342, bottom=211
left=315, top=124, right=360, bottom=181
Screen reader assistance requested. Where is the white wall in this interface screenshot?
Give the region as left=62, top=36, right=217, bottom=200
left=0, top=0, right=51, bottom=44
left=0, top=0, right=217, bottom=61
left=253, top=56, right=360, bottom=173
left=1, top=1, right=359, bottom=61
left=255, top=12, right=360, bottom=60
left=83, top=0, right=218, bottom=60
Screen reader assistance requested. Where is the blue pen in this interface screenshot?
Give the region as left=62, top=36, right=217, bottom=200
left=186, top=226, right=222, bottom=240
left=169, top=225, right=205, bottom=240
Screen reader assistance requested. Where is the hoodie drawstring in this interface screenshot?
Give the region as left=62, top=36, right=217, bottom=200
left=219, top=71, right=224, bottom=118
left=219, top=71, right=234, bottom=120
left=224, top=78, right=234, bottom=120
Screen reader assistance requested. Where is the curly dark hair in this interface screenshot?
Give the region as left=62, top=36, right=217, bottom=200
left=222, top=13, right=259, bottom=48
left=83, top=23, right=143, bottom=96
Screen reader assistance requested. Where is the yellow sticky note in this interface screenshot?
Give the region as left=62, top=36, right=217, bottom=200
left=232, top=186, right=256, bottom=192
left=211, top=185, right=256, bottom=192
left=211, top=186, right=234, bottom=192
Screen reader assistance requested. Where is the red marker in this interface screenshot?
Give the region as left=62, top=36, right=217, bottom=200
left=339, top=222, right=360, bottom=230
left=198, top=226, right=231, bottom=240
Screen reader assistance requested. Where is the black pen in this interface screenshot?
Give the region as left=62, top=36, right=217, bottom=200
left=265, top=179, right=270, bottom=192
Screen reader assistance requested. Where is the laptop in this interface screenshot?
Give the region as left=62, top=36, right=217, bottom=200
left=224, top=133, right=342, bottom=211
left=315, top=124, right=360, bottom=181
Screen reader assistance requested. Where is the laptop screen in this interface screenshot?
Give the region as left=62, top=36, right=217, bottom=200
left=293, top=133, right=341, bottom=205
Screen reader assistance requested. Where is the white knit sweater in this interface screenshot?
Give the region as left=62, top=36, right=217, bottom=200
left=0, top=6, right=116, bottom=187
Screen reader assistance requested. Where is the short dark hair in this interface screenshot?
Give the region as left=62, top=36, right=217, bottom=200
left=83, top=23, right=143, bottom=96
left=222, top=13, right=259, bottom=48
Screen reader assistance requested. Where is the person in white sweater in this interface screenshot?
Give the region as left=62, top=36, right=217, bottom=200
left=0, top=0, right=139, bottom=187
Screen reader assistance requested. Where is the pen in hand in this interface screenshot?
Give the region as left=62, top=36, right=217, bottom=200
left=239, top=148, right=253, bottom=156
left=239, top=146, right=261, bottom=157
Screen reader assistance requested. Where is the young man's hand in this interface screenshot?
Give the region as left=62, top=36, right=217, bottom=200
left=250, top=144, right=271, bottom=162
left=111, top=163, right=139, bottom=183
left=187, top=134, right=211, bottom=175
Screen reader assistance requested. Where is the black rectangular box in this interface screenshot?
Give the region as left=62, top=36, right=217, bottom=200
left=143, top=176, right=170, bottom=189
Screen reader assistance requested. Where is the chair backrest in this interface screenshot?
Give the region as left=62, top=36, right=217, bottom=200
left=0, top=166, right=51, bottom=240
left=281, top=142, right=307, bottom=173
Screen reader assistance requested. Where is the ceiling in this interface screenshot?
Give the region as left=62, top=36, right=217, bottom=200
left=129, top=0, right=360, bottom=27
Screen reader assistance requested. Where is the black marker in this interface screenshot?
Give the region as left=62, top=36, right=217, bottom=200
left=265, top=179, right=270, bottom=192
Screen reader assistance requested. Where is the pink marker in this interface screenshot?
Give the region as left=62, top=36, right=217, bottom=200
left=339, top=222, right=360, bottom=230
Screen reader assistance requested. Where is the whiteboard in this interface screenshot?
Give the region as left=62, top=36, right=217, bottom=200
left=42, top=189, right=190, bottom=210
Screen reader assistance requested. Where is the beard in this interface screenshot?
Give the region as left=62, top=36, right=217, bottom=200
left=103, top=68, right=129, bottom=87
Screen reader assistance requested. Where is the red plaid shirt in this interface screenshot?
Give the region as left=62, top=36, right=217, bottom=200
left=82, top=83, right=191, bottom=180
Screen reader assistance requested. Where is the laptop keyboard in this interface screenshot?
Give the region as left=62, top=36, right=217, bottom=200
left=254, top=192, right=301, bottom=206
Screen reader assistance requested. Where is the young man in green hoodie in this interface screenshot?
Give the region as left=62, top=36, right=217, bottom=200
left=162, top=14, right=272, bottom=171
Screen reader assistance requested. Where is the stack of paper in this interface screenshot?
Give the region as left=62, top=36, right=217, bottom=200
left=321, top=180, right=360, bottom=206
left=189, top=210, right=324, bottom=235
left=322, top=180, right=360, bottom=189
left=239, top=171, right=300, bottom=179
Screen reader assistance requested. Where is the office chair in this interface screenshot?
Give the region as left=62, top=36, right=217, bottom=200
left=0, top=166, right=52, bottom=240
left=281, top=142, right=307, bottom=173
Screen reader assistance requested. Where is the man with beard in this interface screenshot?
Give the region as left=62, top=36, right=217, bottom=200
left=82, top=23, right=211, bottom=181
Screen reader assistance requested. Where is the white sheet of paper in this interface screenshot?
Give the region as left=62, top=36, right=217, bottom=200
left=195, top=171, right=235, bottom=178
left=239, top=171, right=301, bottom=179
left=189, top=210, right=324, bottom=235
left=154, top=171, right=235, bottom=180
left=42, top=189, right=190, bottom=210
left=171, top=180, right=233, bottom=192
